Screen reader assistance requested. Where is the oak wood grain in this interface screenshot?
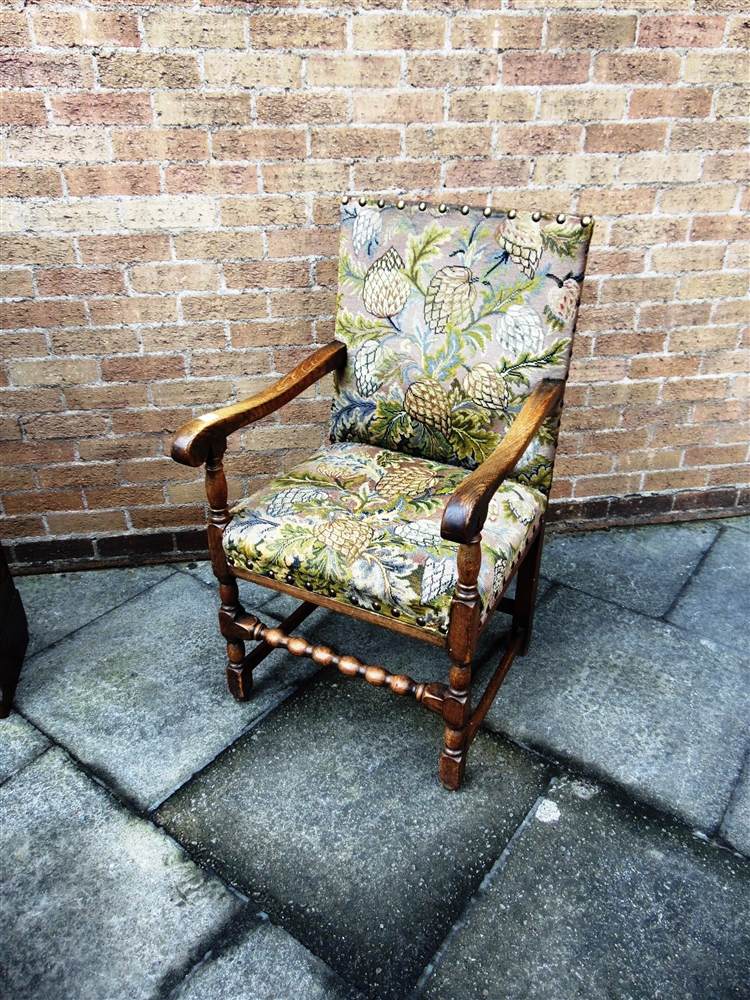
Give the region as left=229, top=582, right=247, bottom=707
left=172, top=341, right=347, bottom=468
left=440, top=377, right=564, bottom=544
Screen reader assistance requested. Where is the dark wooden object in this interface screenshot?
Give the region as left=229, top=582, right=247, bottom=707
left=172, top=346, right=561, bottom=790
left=0, top=543, right=29, bottom=718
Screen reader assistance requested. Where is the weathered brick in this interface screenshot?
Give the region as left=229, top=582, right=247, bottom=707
left=0, top=52, right=94, bottom=88
left=307, top=54, right=400, bottom=88
left=130, top=263, right=220, bottom=294
left=189, top=351, right=270, bottom=378
left=0, top=302, right=87, bottom=332
left=449, top=90, right=536, bottom=123
left=618, top=152, right=701, bottom=184
left=78, top=234, right=171, bottom=265
left=409, top=52, right=498, bottom=87
left=165, top=164, right=258, bottom=196
left=231, top=320, right=314, bottom=349
left=451, top=14, right=542, bottom=50
left=354, top=90, right=445, bottom=124
left=355, top=160, right=442, bottom=191
left=24, top=200, right=120, bottom=234
left=204, top=52, right=301, bottom=88
left=36, top=267, right=126, bottom=298
left=155, top=93, right=251, bottom=127
left=212, top=127, right=306, bottom=162
left=353, top=14, right=445, bottom=50
left=677, top=272, right=748, bottom=300
left=52, top=92, right=152, bottom=127
left=638, top=15, right=726, bottom=47
left=4, top=489, right=85, bottom=516
left=180, top=294, right=268, bottom=323
left=652, top=245, right=727, bottom=274
left=0, top=11, right=30, bottom=46
left=702, top=153, right=748, bottom=182
left=0, top=167, right=60, bottom=202
left=7, top=358, right=98, bottom=387
left=121, top=196, right=215, bottom=232
left=142, top=12, right=245, bottom=49
left=112, top=128, right=210, bottom=163
left=628, top=87, right=712, bottom=119
left=64, top=165, right=161, bottom=197
left=539, top=88, right=627, bottom=122
left=585, top=122, right=667, bottom=153
left=98, top=54, right=200, bottom=90
left=0, top=92, right=47, bottom=126
left=33, top=11, right=140, bottom=48
left=671, top=121, right=749, bottom=152
left=659, top=184, right=738, bottom=214
left=684, top=51, right=750, bottom=84
left=258, top=92, right=349, bottom=126
left=1, top=237, right=76, bottom=268
left=5, top=128, right=109, bottom=165
left=311, top=126, right=401, bottom=160
left=266, top=228, right=339, bottom=258
left=173, top=231, right=264, bottom=261
left=250, top=13, right=346, bottom=49
left=595, top=52, right=680, bottom=84
left=497, top=124, right=582, bottom=154
left=101, top=356, right=186, bottom=384
left=503, top=52, right=590, bottom=86
left=50, top=328, right=138, bottom=356
left=220, top=196, right=301, bottom=228
left=262, top=162, right=350, bottom=194
left=445, top=158, right=530, bottom=189
left=140, top=325, right=227, bottom=353
left=0, top=270, right=35, bottom=300
left=547, top=14, right=637, bottom=48
left=714, top=86, right=750, bottom=119
left=88, top=297, right=178, bottom=327
left=224, top=262, right=311, bottom=290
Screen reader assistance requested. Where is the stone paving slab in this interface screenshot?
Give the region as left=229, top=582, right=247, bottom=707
left=15, top=564, right=174, bottom=656
left=723, top=514, right=750, bottom=534
left=540, top=521, right=718, bottom=617
left=0, top=710, right=49, bottom=784
left=15, top=572, right=321, bottom=811
left=422, top=778, right=750, bottom=1000
left=667, top=526, right=750, bottom=652
left=177, top=562, right=277, bottom=613
left=721, top=757, right=750, bottom=858
left=156, top=673, right=552, bottom=1000
left=172, top=916, right=364, bottom=1000
left=0, top=748, right=243, bottom=1000
left=484, top=585, right=750, bottom=832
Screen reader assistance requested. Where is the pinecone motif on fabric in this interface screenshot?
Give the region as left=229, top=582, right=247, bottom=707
left=421, top=557, right=459, bottom=605
left=545, top=277, right=580, bottom=330
left=314, top=515, right=374, bottom=561
left=377, top=465, right=436, bottom=502
left=490, top=556, right=509, bottom=604
left=353, top=338, right=383, bottom=396
left=362, top=247, right=410, bottom=318
left=462, top=363, right=509, bottom=412
left=266, top=487, right=328, bottom=518
left=352, top=208, right=382, bottom=255
left=424, top=266, right=477, bottom=336
left=496, top=304, right=545, bottom=358
left=404, top=379, right=453, bottom=438
left=495, top=215, right=544, bottom=278
left=394, top=519, right=441, bottom=547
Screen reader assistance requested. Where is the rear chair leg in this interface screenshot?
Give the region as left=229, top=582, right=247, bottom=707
left=512, top=517, right=545, bottom=656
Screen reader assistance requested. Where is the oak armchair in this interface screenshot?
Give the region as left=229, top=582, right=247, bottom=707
left=173, top=198, right=592, bottom=789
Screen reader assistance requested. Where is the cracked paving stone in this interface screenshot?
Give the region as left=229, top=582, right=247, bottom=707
left=172, top=917, right=364, bottom=1000
left=721, top=759, right=750, bottom=858
left=156, top=672, right=551, bottom=1000
left=0, top=710, right=49, bottom=784
left=422, top=778, right=750, bottom=1000
left=540, top=521, right=718, bottom=617
left=484, top=586, right=749, bottom=832
left=14, top=573, right=322, bottom=811
left=15, top=564, right=174, bottom=657
left=0, top=748, right=243, bottom=1000
left=667, top=526, right=750, bottom=653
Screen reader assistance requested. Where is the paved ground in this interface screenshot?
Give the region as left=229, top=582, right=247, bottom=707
left=2, top=516, right=749, bottom=999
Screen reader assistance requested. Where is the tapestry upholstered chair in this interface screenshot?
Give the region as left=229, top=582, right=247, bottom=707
left=172, top=198, right=593, bottom=789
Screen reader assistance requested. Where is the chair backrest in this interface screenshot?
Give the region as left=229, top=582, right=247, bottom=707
left=330, top=198, right=592, bottom=495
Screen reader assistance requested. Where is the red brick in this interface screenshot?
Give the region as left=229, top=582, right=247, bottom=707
left=629, top=88, right=713, bottom=119
left=0, top=11, right=30, bottom=46
left=165, top=165, right=259, bottom=196
left=36, top=268, right=126, bottom=298
left=250, top=13, right=346, bottom=49
left=212, top=128, right=307, bottom=162
left=64, top=165, right=161, bottom=197
left=0, top=53, right=94, bottom=88
left=0, top=92, right=47, bottom=126
left=0, top=301, right=87, bottom=331
left=585, top=123, right=667, bottom=153
left=547, top=14, right=637, bottom=49
left=497, top=124, right=582, bottom=155
left=101, top=357, right=186, bottom=384
left=595, top=52, right=680, bottom=85
left=258, top=92, right=349, bottom=126
left=77, top=234, right=171, bottom=265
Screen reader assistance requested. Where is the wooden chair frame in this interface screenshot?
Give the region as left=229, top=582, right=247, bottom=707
left=173, top=340, right=563, bottom=789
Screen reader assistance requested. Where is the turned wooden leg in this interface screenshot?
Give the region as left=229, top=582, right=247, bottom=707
left=440, top=537, right=482, bottom=790
left=512, top=516, right=545, bottom=656
left=204, top=441, right=254, bottom=701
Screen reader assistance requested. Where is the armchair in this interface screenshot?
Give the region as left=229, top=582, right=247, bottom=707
left=173, top=198, right=592, bottom=789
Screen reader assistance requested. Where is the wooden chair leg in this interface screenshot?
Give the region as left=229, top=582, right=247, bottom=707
left=440, top=538, right=482, bottom=790
left=512, top=516, right=546, bottom=656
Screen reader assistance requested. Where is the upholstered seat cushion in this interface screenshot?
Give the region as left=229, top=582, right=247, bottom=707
left=223, top=442, right=545, bottom=637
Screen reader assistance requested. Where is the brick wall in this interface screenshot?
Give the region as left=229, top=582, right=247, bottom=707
left=1, top=1, right=748, bottom=573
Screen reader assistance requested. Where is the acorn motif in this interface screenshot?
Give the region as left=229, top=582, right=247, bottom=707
left=424, top=265, right=477, bottom=336
left=314, top=515, right=374, bottom=561
left=421, top=557, right=458, bottom=605
left=462, top=363, right=509, bottom=412
left=362, top=247, right=410, bottom=318
left=404, top=379, right=453, bottom=438
left=496, top=304, right=545, bottom=358
left=352, top=208, right=382, bottom=255
left=545, top=277, right=580, bottom=330
left=353, top=338, right=384, bottom=396
left=377, top=464, right=436, bottom=502
left=496, top=214, right=544, bottom=278
left=266, top=487, right=328, bottom=518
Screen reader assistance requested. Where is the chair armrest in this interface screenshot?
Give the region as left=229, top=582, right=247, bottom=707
left=441, top=378, right=565, bottom=544
left=171, top=340, right=347, bottom=468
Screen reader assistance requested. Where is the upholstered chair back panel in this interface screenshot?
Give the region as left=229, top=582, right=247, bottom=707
left=330, top=199, right=592, bottom=496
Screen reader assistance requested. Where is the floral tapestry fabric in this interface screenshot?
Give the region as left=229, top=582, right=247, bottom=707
left=331, top=200, right=593, bottom=493
left=223, top=442, right=545, bottom=637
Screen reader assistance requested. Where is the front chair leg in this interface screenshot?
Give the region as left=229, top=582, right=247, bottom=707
left=440, top=537, right=482, bottom=790
left=512, top=516, right=546, bottom=656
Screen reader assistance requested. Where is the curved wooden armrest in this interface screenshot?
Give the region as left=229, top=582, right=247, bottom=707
left=172, top=340, right=347, bottom=468
left=441, top=378, right=565, bottom=544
